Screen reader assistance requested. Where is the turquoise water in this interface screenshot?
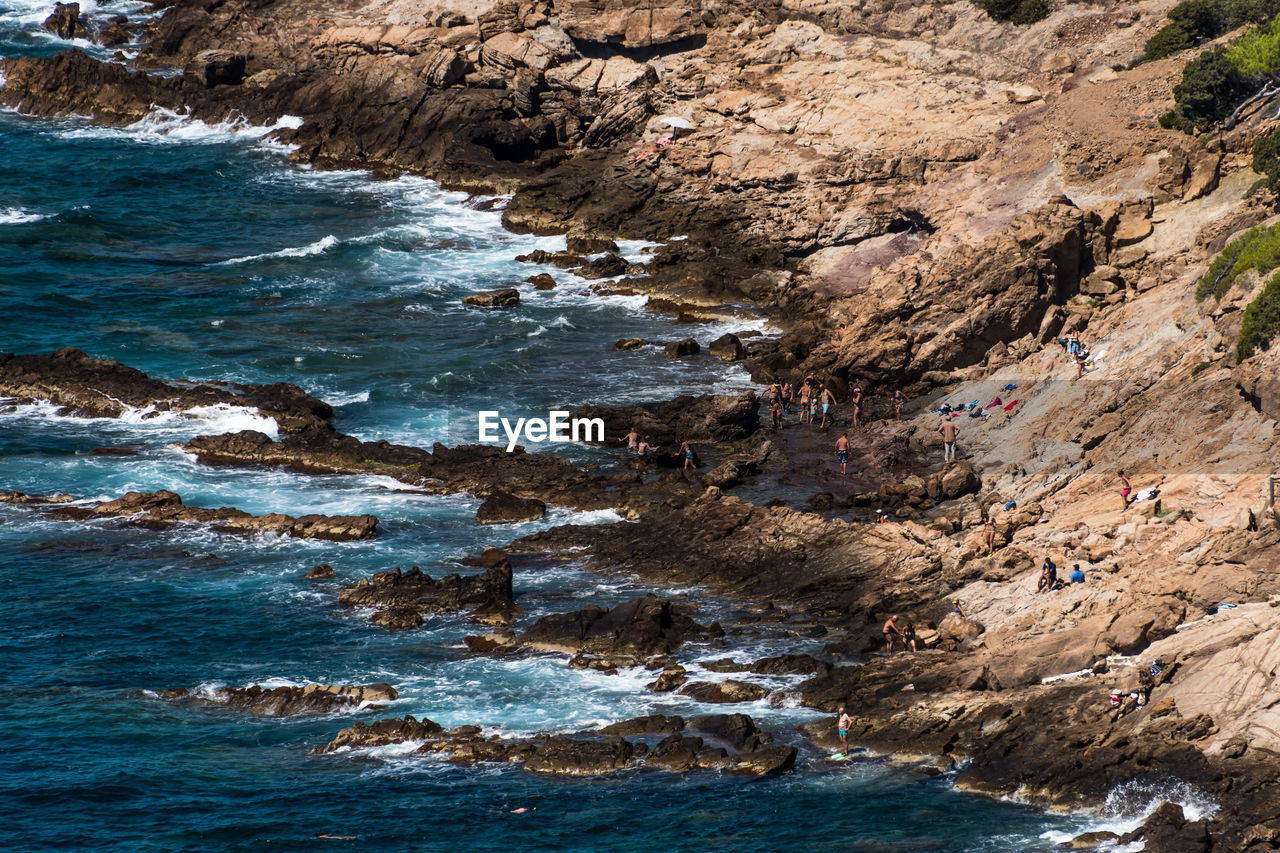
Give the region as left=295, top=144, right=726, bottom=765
left=0, top=2, right=1114, bottom=850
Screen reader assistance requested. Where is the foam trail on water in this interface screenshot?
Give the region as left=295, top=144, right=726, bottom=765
left=221, top=234, right=339, bottom=265
left=0, top=207, right=44, bottom=224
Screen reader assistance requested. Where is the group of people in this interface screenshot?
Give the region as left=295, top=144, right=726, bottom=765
left=762, top=379, right=839, bottom=430
left=1035, top=557, right=1087, bottom=593
left=619, top=429, right=698, bottom=470
left=1057, top=331, right=1094, bottom=379
left=880, top=614, right=920, bottom=654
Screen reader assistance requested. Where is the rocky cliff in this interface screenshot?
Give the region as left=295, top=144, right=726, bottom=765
left=9, top=0, right=1280, bottom=847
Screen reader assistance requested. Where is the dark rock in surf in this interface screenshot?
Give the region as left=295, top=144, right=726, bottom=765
left=518, top=594, right=704, bottom=657
left=663, top=338, right=700, bottom=358
left=525, top=273, right=557, bottom=290
left=475, top=491, right=546, bottom=524
left=679, top=679, right=768, bottom=703
left=462, top=287, right=520, bottom=307
left=163, top=682, right=397, bottom=716
left=524, top=735, right=634, bottom=776
left=306, top=563, right=336, bottom=579
left=708, top=333, right=747, bottom=361
left=338, top=561, right=516, bottom=628
left=42, top=3, right=85, bottom=40
left=570, top=392, right=759, bottom=446
left=322, top=715, right=444, bottom=751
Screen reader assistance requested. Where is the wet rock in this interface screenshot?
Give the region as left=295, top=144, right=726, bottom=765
left=339, top=562, right=515, bottom=628
left=463, top=287, right=520, bottom=308
left=42, top=3, right=85, bottom=40
left=598, top=714, right=685, bottom=736
left=0, top=349, right=332, bottom=434
left=708, top=333, right=747, bottom=362
left=44, top=489, right=378, bottom=541
left=164, top=683, right=397, bottom=716
left=525, top=273, right=557, bottom=290
left=567, top=652, right=639, bottom=672
left=464, top=627, right=517, bottom=653
left=565, top=234, right=619, bottom=254
left=750, top=654, right=832, bottom=676
left=523, top=735, right=634, bottom=776
left=680, top=679, right=768, bottom=703
left=518, top=594, right=704, bottom=656
left=663, top=338, right=700, bottom=358
left=646, top=733, right=704, bottom=771
left=575, top=253, right=627, bottom=279
left=306, top=563, right=336, bottom=579
left=614, top=337, right=647, bottom=349
left=1066, top=830, right=1119, bottom=849
left=475, top=491, right=546, bottom=524
left=646, top=663, right=688, bottom=692
left=322, top=715, right=444, bottom=751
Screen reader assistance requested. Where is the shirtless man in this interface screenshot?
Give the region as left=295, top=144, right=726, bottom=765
left=820, top=385, right=836, bottom=430
left=938, top=418, right=959, bottom=464
left=851, top=387, right=863, bottom=429
left=780, top=381, right=793, bottom=414
left=620, top=428, right=640, bottom=453
left=883, top=615, right=902, bottom=653
left=837, top=705, right=852, bottom=756
left=835, top=432, right=850, bottom=478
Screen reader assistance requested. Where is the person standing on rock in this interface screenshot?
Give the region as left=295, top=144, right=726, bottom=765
left=637, top=436, right=653, bottom=459
left=901, top=622, right=918, bottom=652
left=883, top=615, right=902, bottom=653
left=681, top=441, right=696, bottom=470
left=837, top=706, right=852, bottom=756
left=1119, top=471, right=1133, bottom=512
left=983, top=514, right=997, bottom=556
left=799, top=382, right=812, bottom=424
left=893, top=389, right=907, bottom=422
left=938, top=418, right=959, bottom=464
left=621, top=428, right=640, bottom=453
left=851, top=387, right=863, bottom=429
left=770, top=397, right=783, bottom=431
left=835, top=432, right=850, bottom=479
left=820, top=385, right=836, bottom=430
left=781, top=381, right=793, bottom=414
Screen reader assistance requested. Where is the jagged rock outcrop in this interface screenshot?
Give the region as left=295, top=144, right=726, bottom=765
left=11, top=488, right=378, bottom=541
left=162, top=682, right=397, bottom=716
left=518, top=594, right=704, bottom=656
left=571, top=392, right=760, bottom=446
left=338, top=561, right=516, bottom=629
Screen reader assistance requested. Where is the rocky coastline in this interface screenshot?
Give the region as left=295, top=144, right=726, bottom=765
left=8, top=0, right=1280, bottom=847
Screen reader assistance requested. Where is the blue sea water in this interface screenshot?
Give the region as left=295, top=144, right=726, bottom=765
left=0, top=2, right=1138, bottom=850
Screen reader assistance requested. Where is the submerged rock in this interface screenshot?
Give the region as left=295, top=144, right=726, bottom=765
left=462, top=287, right=520, bottom=307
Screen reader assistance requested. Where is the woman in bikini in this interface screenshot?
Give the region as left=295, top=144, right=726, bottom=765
left=799, top=382, right=812, bottom=424
left=1120, top=471, right=1132, bottom=512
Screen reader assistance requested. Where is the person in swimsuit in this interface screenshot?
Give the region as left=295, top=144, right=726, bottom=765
left=637, top=436, right=653, bottom=458
left=835, top=432, right=850, bottom=478
left=681, top=441, right=695, bottom=470
left=780, top=381, right=793, bottom=413
left=770, top=397, right=782, bottom=431
left=893, top=389, right=906, bottom=422
left=810, top=394, right=820, bottom=425
left=951, top=601, right=966, bottom=618
left=820, top=385, right=836, bottom=430
left=882, top=615, right=901, bottom=653
left=1119, top=470, right=1132, bottom=511
left=851, top=387, right=863, bottom=429
left=799, top=382, right=812, bottom=424
left=901, top=622, right=918, bottom=652
left=621, top=428, right=640, bottom=453
left=837, top=705, right=852, bottom=756
left=983, top=515, right=996, bottom=556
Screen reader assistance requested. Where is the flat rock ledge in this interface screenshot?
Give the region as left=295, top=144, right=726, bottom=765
left=4, top=489, right=378, bottom=541
left=320, top=712, right=796, bottom=777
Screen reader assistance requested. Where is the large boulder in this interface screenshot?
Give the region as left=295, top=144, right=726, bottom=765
left=938, top=612, right=985, bottom=642
left=927, top=461, right=981, bottom=500
left=680, top=679, right=768, bottom=703
left=664, top=338, right=700, bottom=358
left=708, top=333, right=747, bottom=362
left=189, top=50, right=246, bottom=87
left=518, top=594, right=704, bottom=656
left=475, top=491, right=546, bottom=524
left=41, top=3, right=85, bottom=39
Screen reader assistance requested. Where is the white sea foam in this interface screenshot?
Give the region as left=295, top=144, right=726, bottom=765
left=326, top=389, right=371, bottom=407
left=0, top=398, right=280, bottom=438
left=221, top=234, right=338, bottom=265
left=59, top=107, right=304, bottom=149
left=0, top=206, right=44, bottom=224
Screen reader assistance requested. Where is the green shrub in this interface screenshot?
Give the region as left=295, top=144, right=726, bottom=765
left=982, top=0, right=1050, bottom=25
left=1252, top=126, right=1280, bottom=196
left=1237, top=268, right=1280, bottom=359
left=1144, top=0, right=1280, bottom=60
left=1164, top=46, right=1255, bottom=132
left=1226, top=14, right=1280, bottom=73
left=1191, top=359, right=1214, bottom=375
left=1195, top=222, right=1280, bottom=300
